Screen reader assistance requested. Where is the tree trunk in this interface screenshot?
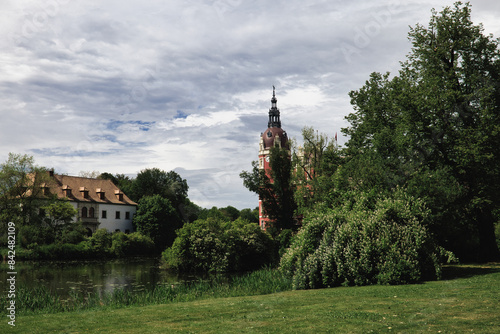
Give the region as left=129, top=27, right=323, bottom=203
left=477, top=208, right=500, bottom=262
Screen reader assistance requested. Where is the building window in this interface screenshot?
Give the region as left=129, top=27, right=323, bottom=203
left=89, top=207, right=95, bottom=218
left=96, top=188, right=105, bottom=200
left=125, top=212, right=130, bottom=220
left=115, top=211, right=120, bottom=219
left=102, top=210, right=107, bottom=219
left=82, top=207, right=88, bottom=218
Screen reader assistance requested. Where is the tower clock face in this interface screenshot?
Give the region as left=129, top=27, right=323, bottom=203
left=265, top=156, right=270, bottom=162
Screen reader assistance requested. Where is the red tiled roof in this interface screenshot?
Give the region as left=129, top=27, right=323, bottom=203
left=48, top=174, right=137, bottom=206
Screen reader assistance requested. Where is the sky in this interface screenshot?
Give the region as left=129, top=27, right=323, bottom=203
left=1, top=0, right=499, bottom=210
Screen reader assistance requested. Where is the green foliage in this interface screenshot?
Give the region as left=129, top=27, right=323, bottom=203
left=17, top=224, right=54, bottom=248
left=293, top=127, right=341, bottom=214
left=240, top=146, right=297, bottom=235
left=42, top=201, right=77, bottom=225
left=163, top=217, right=274, bottom=273
left=0, top=153, right=49, bottom=227
left=99, top=173, right=134, bottom=201
left=342, top=2, right=500, bottom=261
left=238, top=207, right=259, bottom=223
left=280, top=189, right=454, bottom=289
left=88, top=228, right=112, bottom=256
left=15, top=230, right=155, bottom=260
left=130, top=168, right=188, bottom=206
left=57, top=221, right=87, bottom=244
left=100, top=169, right=190, bottom=222
left=110, top=232, right=155, bottom=257
left=133, top=194, right=181, bottom=251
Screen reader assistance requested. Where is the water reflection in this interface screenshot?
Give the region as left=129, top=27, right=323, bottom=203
left=0, top=258, right=197, bottom=298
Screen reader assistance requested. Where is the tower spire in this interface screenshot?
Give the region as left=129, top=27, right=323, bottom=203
left=268, top=86, right=281, bottom=128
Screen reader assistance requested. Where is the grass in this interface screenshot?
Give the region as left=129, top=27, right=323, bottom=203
left=2, top=264, right=499, bottom=333
left=2, top=268, right=292, bottom=315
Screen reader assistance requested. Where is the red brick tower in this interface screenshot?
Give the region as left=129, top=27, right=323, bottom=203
left=258, top=87, right=290, bottom=229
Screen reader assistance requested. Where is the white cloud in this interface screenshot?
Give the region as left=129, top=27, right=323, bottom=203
left=1, top=0, right=498, bottom=209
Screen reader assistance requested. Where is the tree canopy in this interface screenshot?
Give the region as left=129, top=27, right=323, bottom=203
left=343, top=1, right=500, bottom=261
left=240, top=146, right=296, bottom=235
left=132, top=194, right=182, bottom=251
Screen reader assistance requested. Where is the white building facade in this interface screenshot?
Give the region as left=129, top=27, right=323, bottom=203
left=46, top=172, right=137, bottom=234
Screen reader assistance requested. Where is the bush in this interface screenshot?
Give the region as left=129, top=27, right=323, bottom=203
left=163, top=217, right=274, bottom=273
left=57, top=222, right=87, bottom=244
left=20, top=243, right=92, bottom=260
left=111, top=232, right=155, bottom=257
left=18, top=225, right=54, bottom=247
left=280, top=189, right=455, bottom=289
left=88, top=228, right=112, bottom=256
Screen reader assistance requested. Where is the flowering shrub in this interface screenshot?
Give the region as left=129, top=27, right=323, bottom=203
left=280, top=189, right=454, bottom=289
left=163, top=217, right=274, bottom=273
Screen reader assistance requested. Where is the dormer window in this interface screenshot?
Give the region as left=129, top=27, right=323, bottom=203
left=96, top=188, right=105, bottom=200
left=40, top=183, right=50, bottom=196
left=115, top=190, right=124, bottom=201
left=79, top=187, right=89, bottom=199
left=62, top=185, right=72, bottom=197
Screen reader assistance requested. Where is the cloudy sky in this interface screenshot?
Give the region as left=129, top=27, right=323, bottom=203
left=1, top=0, right=499, bottom=209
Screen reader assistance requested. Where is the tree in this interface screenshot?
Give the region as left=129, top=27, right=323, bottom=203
left=42, top=200, right=81, bottom=243
left=239, top=207, right=259, bottom=224
left=0, top=153, right=50, bottom=227
left=131, top=168, right=188, bottom=205
left=293, top=127, right=341, bottom=214
left=132, top=194, right=182, bottom=251
left=343, top=2, right=500, bottom=261
left=240, top=146, right=296, bottom=235
left=98, top=173, right=134, bottom=197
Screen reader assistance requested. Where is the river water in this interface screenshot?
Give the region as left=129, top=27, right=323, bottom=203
left=0, top=258, right=199, bottom=298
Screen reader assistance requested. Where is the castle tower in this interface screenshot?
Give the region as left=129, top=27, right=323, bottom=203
left=258, top=87, right=290, bottom=229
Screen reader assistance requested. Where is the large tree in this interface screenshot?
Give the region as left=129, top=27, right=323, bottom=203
left=0, top=153, right=50, bottom=226
left=132, top=194, right=181, bottom=251
left=131, top=168, right=188, bottom=207
left=344, top=2, right=500, bottom=261
left=292, top=127, right=341, bottom=214
left=240, top=146, right=296, bottom=235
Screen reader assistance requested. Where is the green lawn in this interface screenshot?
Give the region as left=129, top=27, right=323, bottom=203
left=3, top=264, right=499, bottom=333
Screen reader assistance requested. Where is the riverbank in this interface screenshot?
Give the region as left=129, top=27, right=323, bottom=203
left=2, top=267, right=292, bottom=315
left=2, top=263, right=499, bottom=333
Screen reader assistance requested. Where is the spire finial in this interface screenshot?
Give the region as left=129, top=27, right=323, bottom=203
left=268, top=86, right=281, bottom=128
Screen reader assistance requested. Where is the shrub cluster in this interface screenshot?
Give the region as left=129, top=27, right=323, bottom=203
left=163, top=217, right=274, bottom=273
left=15, top=230, right=155, bottom=260
left=280, top=189, right=456, bottom=289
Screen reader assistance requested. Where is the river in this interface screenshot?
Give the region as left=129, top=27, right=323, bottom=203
left=0, top=258, right=199, bottom=298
